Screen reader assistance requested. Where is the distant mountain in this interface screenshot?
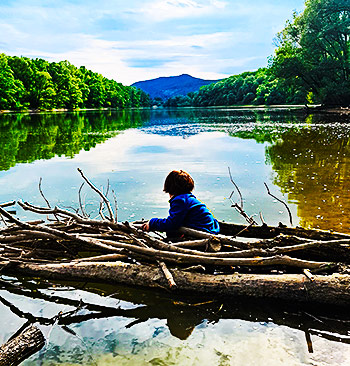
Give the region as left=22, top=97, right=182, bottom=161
left=131, top=74, right=219, bottom=100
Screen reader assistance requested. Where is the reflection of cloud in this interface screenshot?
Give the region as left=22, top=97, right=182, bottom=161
left=71, top=129, right=257, bottom=177
left=0, top=123, right=295, bottom=225
left=28, top=309, right=338, bottom=366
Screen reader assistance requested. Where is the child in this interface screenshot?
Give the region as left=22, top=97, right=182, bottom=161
left=142, top=170, right=220, bottom=236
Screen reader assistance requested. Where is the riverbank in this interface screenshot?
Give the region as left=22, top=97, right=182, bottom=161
left=2, top=104, right=349, bottom=115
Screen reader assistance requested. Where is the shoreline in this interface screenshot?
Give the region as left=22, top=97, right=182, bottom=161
left=1, top=105, right=349, bottom=115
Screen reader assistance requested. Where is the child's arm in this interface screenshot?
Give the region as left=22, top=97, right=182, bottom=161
left=148, top=197, right=188, bottom=232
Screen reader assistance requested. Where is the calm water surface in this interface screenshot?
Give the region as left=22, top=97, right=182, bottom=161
left=1, top=108, right=350, bottom=365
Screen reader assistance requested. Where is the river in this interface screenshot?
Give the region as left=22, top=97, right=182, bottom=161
left=1, top=107, right=350, bottom=365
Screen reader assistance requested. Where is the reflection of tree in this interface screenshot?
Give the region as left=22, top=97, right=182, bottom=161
left=265, top=115, right=350, bottom=233
left=0, top=110, right=146, bottom=171
left=218, top=111, right=350, bottom=233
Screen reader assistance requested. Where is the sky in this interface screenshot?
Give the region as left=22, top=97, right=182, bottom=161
left=0, top=0, right=305, bottom=85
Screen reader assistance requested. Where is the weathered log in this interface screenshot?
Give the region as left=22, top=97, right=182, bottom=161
left=218, top=238, right=350, bottom=259
left=123, top=245, right=330, bottom=268
left=73, top=253, right=129, bottom=262
left=219, top=222, right=350, bottom=240
left=3, top=261, right=350, bottom=306
left=0, top=209, right=337, bottom=269
left=0, top=325, right=45, bottom=366
left=93, top=233, right=332, bottom=269
left=171, top=238, right=211, bottom=248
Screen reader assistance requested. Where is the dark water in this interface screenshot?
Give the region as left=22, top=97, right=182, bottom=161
left=1, top=108, right=350, bottom=365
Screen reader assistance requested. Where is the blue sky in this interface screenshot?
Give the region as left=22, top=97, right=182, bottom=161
left=0, top=0, right=305, bottom=85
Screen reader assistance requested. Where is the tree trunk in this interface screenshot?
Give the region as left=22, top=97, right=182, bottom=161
left=0, top=326, right=45, bottom=366
left=4, top=261, right=350, bottom=306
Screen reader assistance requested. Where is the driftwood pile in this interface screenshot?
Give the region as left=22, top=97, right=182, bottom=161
left=0, top=169, right=350, bottom=304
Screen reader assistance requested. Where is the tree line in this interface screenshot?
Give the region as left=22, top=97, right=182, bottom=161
left=0, top=55, right=151, bottom=110
left=165, top=0, right=350, bottom=108
left=165, top=68, right=307, bottom=107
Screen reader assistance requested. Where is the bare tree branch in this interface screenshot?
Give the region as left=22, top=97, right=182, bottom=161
left=228, top=167, right=243, bottom=209
left=78, top=182, right=88, bottom=218
left=77, top=168, right=115, bottom=222
left=39, top=178, right=60, bottom=222
left=264, top=182, right=293, bottom=226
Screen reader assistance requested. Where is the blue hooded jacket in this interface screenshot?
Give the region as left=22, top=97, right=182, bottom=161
left=149, top=193, right=220, bottom=234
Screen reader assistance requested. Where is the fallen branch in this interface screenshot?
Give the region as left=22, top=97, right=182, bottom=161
left=0, top=325, right=45, bottom=366
left=158, top=261, right=177, bottom=289
left=0, top=201, right=15, bottom=208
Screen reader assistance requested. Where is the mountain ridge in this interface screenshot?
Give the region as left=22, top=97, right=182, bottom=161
left=132, top=74, right=220, bottom=100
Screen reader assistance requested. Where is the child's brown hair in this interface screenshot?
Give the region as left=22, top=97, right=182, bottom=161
left=163, top=170, right=194, bottom=196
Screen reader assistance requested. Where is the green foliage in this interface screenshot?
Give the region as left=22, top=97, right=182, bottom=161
left=164, top=95, right=192, bottom=107
left=182, top=68, right=306, bottom=107
left=271, top=0, right=350, bottom=106
left=0, top=54, right=25, bottom=110
left=0, top=54, right=151, bottom=111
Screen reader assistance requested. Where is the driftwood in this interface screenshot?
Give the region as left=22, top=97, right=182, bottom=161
left=0, top=325, right=45, bottom=366
left=0, top=170, right=349, bottom=307
left=2, top=260, right=350, bottom=306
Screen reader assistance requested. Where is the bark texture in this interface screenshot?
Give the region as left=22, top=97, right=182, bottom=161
left=0, top=326, right=45, bottom=366
left=5, top=261, right=350, bottom=306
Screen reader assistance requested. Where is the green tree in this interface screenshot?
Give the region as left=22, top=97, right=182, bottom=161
left=0, top=54, right=25, bottom=109
left=272, top=0, right=350, bottom=106
left=0, top=54, right=151, bottom=110
left=49, top=61, right=84, bottom=109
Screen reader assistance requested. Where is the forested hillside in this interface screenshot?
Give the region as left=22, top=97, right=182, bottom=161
left=165, top=68, right=306, bottom=107
left=0, top=54, right=151, bottom=110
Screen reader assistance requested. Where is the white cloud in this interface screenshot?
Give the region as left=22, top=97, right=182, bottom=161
left=134, top=0, right=228, bottom=21
left=17, top=32, right=239, bottom=84
left=0, top=0, right=305, bottom=84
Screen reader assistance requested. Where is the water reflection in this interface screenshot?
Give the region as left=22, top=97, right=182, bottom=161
left=265, top=115, right=350, bottom=233
left=0, top=110, right=146, bottom=171
left=0, top=108, right=311, bottom=170
left=1, top=108, right=350, bottom=231
left=1, top=276, right=350, bottom=365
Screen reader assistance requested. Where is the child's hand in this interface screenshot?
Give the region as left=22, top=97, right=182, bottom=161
left=141, top=221, right=150, bottom=231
